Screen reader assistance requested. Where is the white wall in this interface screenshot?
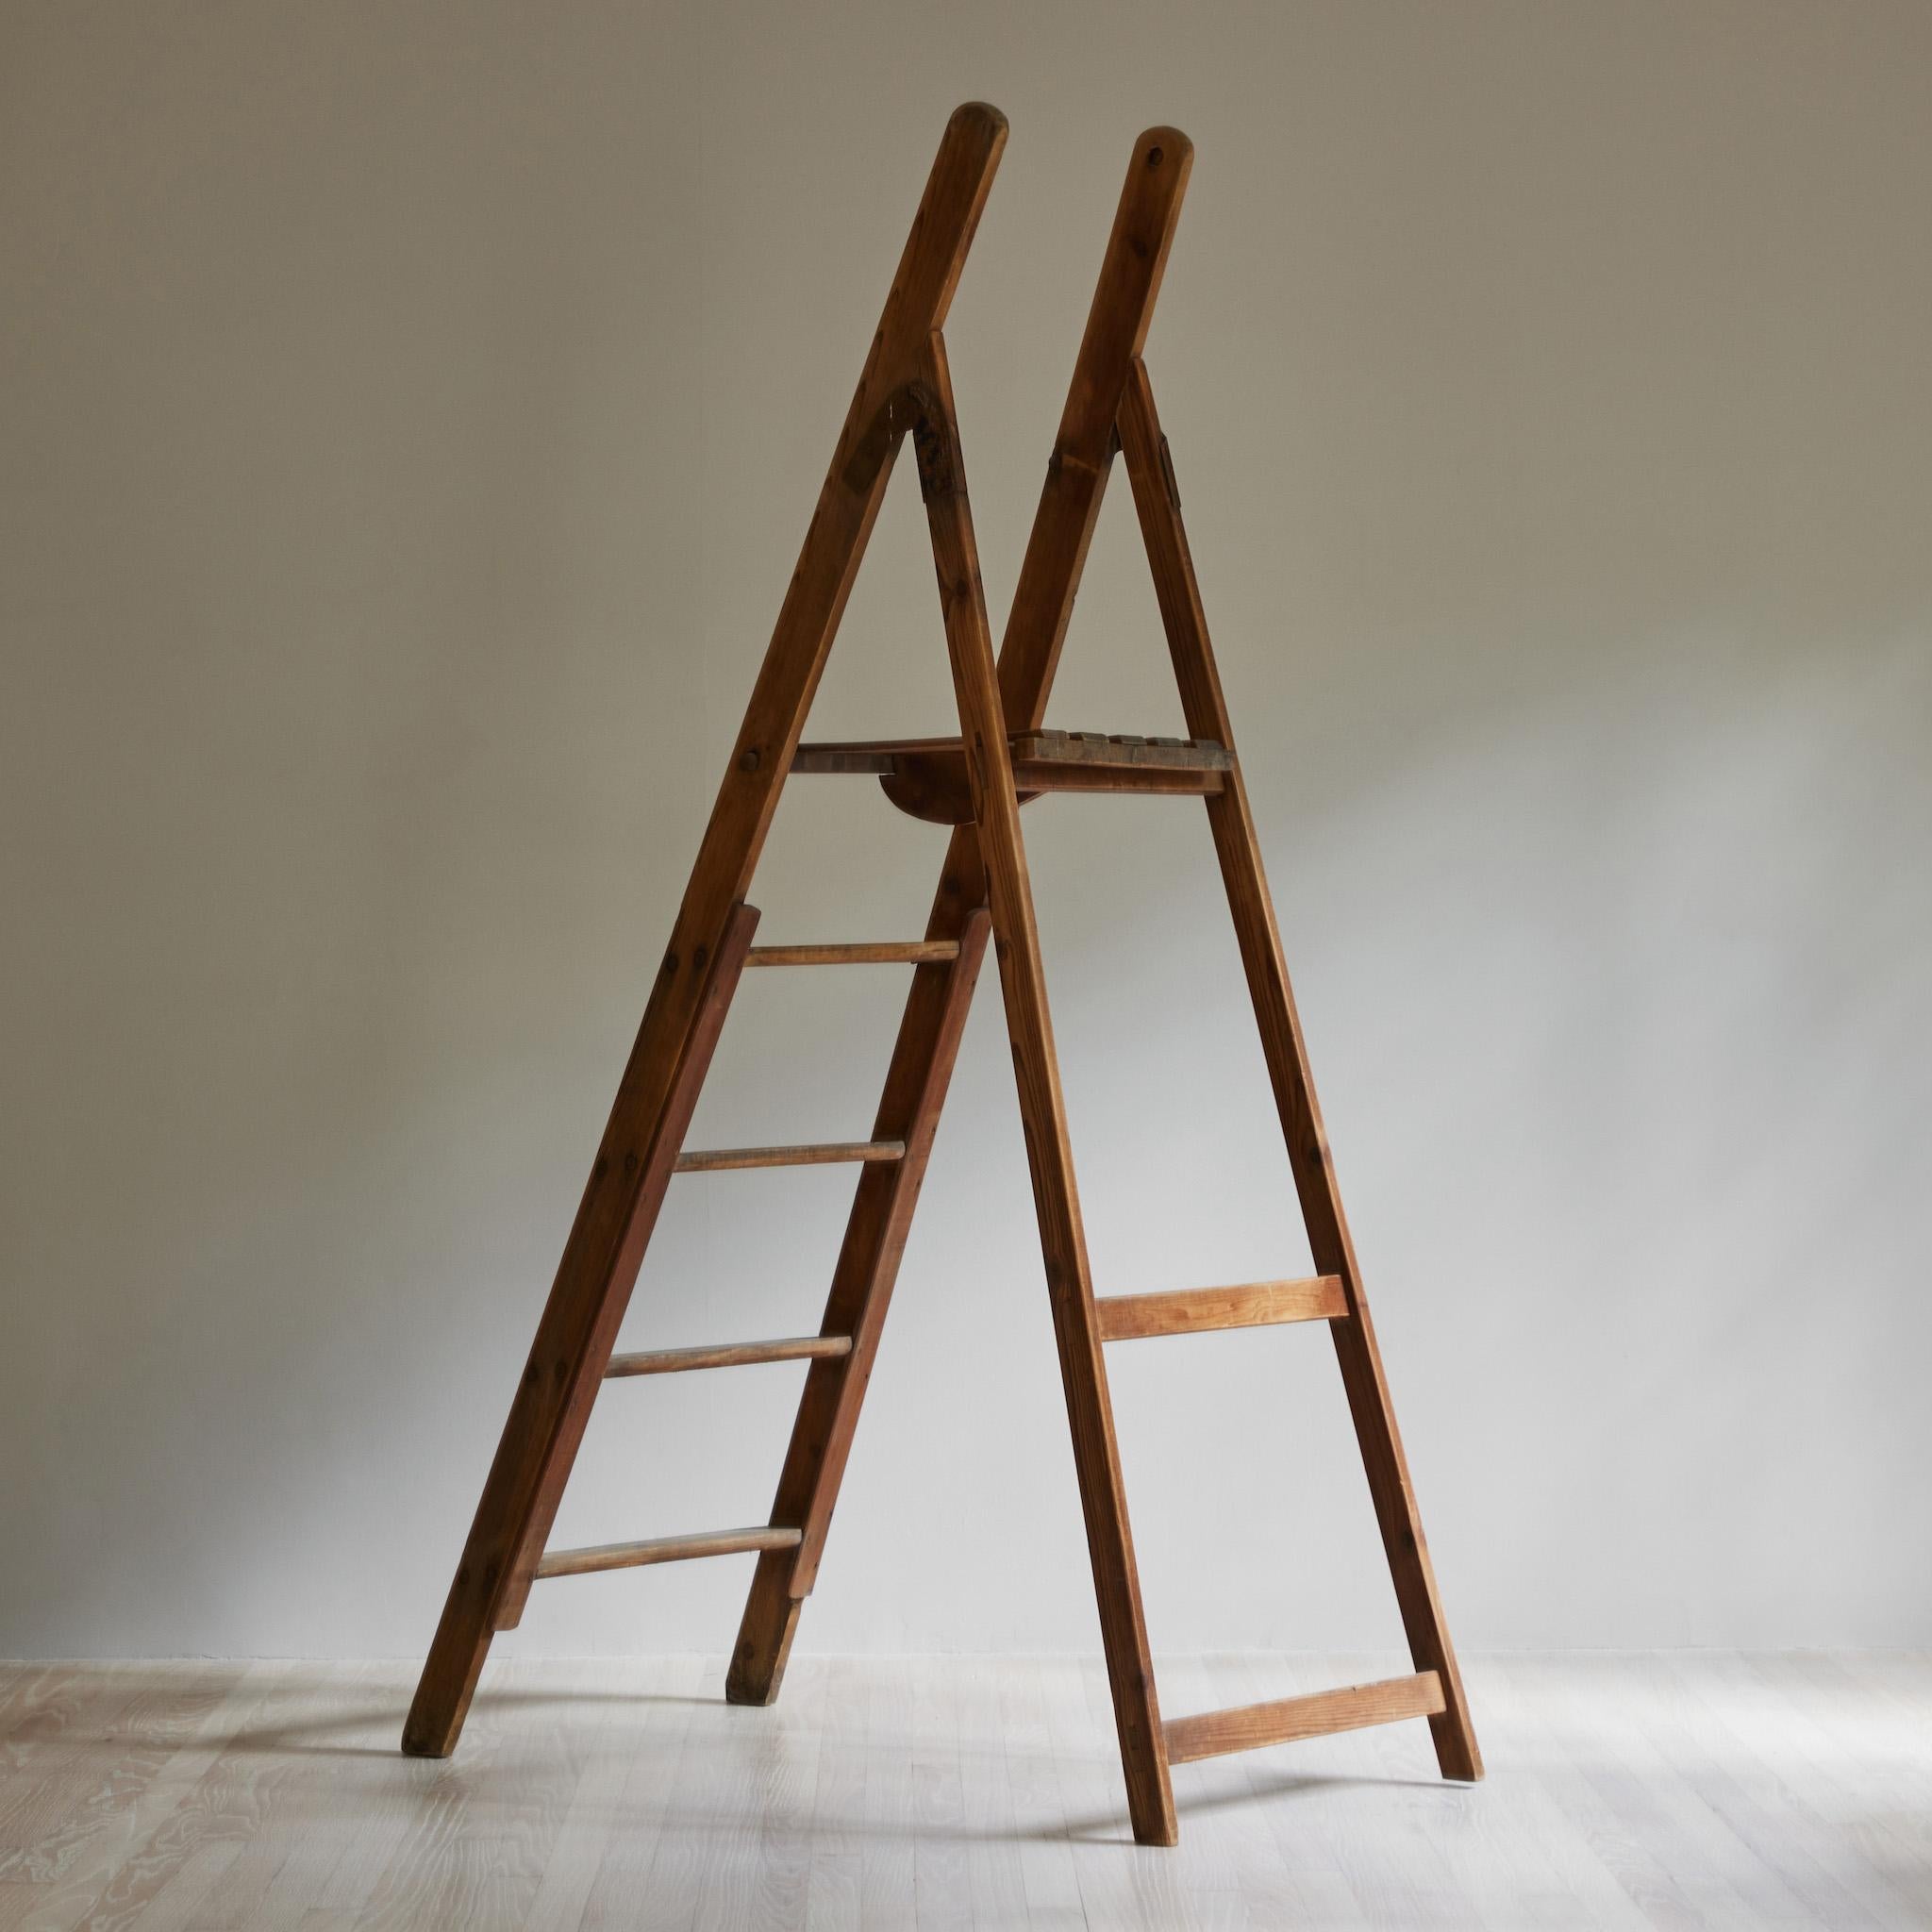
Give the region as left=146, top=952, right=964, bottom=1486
left=4, top=0, right=1927, bottom=1660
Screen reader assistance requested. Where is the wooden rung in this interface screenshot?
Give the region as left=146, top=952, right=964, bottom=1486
left=1164, top=1672, right=1447, bottom=1765
left=675, top=1141, right=907, bottom=1173
left=535, top=1525, right=803, bottom=1579
left=746, top=941, right=961, bottom=967
left=605, top=1336, right=852, bottom=1377
left=1094, top=1275, right=1347, bottom=1341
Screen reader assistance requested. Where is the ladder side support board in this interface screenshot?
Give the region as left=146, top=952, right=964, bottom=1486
left=491, top=907, right=768, bottom=1632
left=998, top=127, right=1195, bottom=728
left=1164, top=1672, right=1446, bottom=1766
left=1116, top=359, right=1483, bottom=1785
left=402, top=104, right=1009, bottom=1760
left=403, top=901, right=759, bottom=1740
left=727, top=906, right=991, bottom=1698
left=1095, top=1275, right=1346, bottom=1341
left=916, top=334, right=1178, bottom=1849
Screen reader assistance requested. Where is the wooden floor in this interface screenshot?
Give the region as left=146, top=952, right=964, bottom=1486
left=1, top=1653, right=1926, bottom=1929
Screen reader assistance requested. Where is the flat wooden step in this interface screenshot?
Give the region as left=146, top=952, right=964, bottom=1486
left=1011, top=729, right=1235, bottom=774
left=535, top=1525, right=803, bottom=1579
left=1095, top=1275, right=1347, bottom=1341
left=746, top=941, right=960, bottom=967
left=605, top=1335, right=852, bottom=1377
left=790, top=737, right=961, bottom=774
left=674, top=1141, right=907, bottom=1173
left=1164, top=1672, right=1447, bottom=1766
left=791, top=730, right=1234, bottom=824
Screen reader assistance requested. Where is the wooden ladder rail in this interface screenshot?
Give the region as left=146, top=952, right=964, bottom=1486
left=1115, top=356, right=1483, bottom=1784
left=400, top=103, right=1009, bottom=1760
left=724, top=125, right=1193, bottom=1850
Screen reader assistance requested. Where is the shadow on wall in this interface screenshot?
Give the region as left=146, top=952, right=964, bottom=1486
left=0, top=0, right=1927, bottom=1657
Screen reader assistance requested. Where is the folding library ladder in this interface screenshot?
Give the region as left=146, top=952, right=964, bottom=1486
left=402, top=104, right=1481, bottom=1846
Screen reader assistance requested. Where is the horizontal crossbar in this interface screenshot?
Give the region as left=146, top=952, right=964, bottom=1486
left=790, top=736, right=958, bottom=774
left=1164, top=1672, right=1446, bottom=1765
left=791, top=729, right=1232, bottom=774
left=535, top=1525, right=803, bottom=1578
left=1094, top=1275, right=1347, bottom=1341
left=746, top=941, right=961, bottom=967
left=605, top=1336, right=852, bottom=1377
left=1010, top=729, right=1234, bottom=772
left=791, top=729, right=1233, bottom=823
left=675, top=1141, right=907, bottom=1173
left=1019, top=761, right=1224, bottom=798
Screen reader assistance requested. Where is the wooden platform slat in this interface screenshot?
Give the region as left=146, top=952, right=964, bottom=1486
left=793, top=730, right=1231, bottom=781
left=1094, top=1275, right=1347, bottom=1341
left=535, top=1525, right=803, bottom=1578
left=791, top=737, right=960, bottom=774
left=674, top=1141, right=907, bottom=1173
left=1014, top=759, right=1224, bottom=798
left=1011, top=728, right=1234, bottom=771
left=746, top=941, right=961, bottom=967
left=605, top=1336, right=852, bottom=1377
left=1164, top=1672, right=1446, bottom=1765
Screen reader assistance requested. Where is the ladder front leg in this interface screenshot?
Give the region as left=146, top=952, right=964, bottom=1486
left=403, top=904, right=758, bottom=1757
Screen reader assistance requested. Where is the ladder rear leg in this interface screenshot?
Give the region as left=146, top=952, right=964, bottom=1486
left=727, top=886, right=991, bottom=1704
left=728, top=127, right=1194, bottom=1723
left=1115, top=359, right=1482, bottom=1783
left=913, top=339, right=1179, bottom=1847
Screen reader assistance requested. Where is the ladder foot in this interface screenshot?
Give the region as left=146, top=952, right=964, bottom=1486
left=723, top=1660, right=785, bottom=1708
left=725, top=1553, right=802, bottom=1706
left=1430, top=1711, right=1485, bottom=1783
left=1134, top=1824, right=1181, bottom=1850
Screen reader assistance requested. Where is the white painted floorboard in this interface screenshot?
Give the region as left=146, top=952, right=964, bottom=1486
left=0, top=1654, right=1925, bottom=1929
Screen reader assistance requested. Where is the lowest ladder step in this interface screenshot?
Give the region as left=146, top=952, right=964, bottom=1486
left=1164, top=1672, right=1447, bottom=1765
left=536, top=1525, right=803, bottom=1579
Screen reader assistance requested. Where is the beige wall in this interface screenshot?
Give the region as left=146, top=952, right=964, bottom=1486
left=4, top=1, right=1928, bottom=1659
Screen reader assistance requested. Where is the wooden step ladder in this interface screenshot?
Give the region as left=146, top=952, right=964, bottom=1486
left=400, top=103, right=1481, bottom=1847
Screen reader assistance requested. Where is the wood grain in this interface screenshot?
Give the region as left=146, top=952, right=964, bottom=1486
left=672, top=1141, right=905, bottom=1173
left=534, top=1528, right=802, bottom=1578
left=745, top=941, right=961, bottom=966
left=603, top=1336, right=852, bottom=1377
left=1094, top=1275, right=1347, bottom=1341
left=797, top=729, right=1231, bottom=822
left=1164, top=1672, right=1447, bottom=1765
